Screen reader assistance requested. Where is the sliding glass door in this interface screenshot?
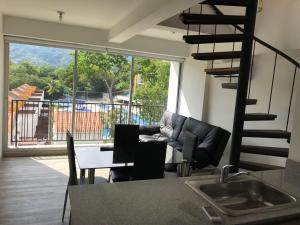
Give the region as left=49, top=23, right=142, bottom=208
left=6, top=41, right=171, bottom=149
left=8, top=42, right=75, bottom=147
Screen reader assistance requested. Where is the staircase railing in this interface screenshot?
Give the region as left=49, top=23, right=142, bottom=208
left=9, top=100, right=165, bottom=147
left=210, top=5, right=300, bottom=68
left=210, top=4, right=299, bottom=133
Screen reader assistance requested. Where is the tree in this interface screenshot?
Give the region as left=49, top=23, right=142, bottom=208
left=45, top=80, right=65, bottom=100
left=133, top=57, right=170, bottom=122
left=9, top=61, right=68, bottom=100
left=76, top=51, right=130, bottom=104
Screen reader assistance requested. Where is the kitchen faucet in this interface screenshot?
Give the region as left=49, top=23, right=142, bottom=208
left=220, top=164, right=249, bottom=183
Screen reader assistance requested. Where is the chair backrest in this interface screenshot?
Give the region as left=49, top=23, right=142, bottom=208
left=182, top=131, right=198, bottom=162
left=132, top=141, right=167, bottom=180
left=66, top=131, right=78, bottom=186
left=113, top=124, right=140, bottom=163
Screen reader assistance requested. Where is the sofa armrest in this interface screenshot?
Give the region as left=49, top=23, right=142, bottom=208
left=139, top=125, right=160, bottom=135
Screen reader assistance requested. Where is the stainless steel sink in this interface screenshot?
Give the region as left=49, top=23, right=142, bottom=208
left=186, top=179, right=296, bottom=216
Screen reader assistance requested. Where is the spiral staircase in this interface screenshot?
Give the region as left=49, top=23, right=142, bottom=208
left=180, top=0, right=299, bottom=171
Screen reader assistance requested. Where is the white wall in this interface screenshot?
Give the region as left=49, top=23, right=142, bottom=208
left=223, top=0, right=300, bottom=54
left=205, top=51, right=300, bottom=167
left=0, top=13, right=4, bottom=158
left=218, top=0, right=300, bottom=55
left=167, top=61, right=180, bottom=113
left=177, top=57, right=207, bottom=120
left=288, top=65, right=300, bottom=163
left=204, top=75, right=237, bottom=166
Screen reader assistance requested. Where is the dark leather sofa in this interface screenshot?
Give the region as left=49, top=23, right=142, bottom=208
left=139, top=111, right=231, bottom=169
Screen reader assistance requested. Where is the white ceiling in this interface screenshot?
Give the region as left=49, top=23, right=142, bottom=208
left=0, top=0, right=244, bottom=43
left=0, top=0, right=145, bottom=29
left=141, top=26, right=186, bottom=42
left=0, top=0, right=201, bottom=42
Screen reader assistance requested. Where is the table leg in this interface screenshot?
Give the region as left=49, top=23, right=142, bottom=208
left=80, top=169, right=86, bottom=184
left=88, top=169, right=95, bottom=184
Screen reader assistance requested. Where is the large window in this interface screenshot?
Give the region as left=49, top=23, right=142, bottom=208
left=6, top=41, right=171, bottom=148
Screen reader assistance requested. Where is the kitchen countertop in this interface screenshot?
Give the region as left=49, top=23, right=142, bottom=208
left=69, top=159, right=300, bottom=225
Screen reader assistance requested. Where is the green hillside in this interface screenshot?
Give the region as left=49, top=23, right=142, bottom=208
left=10, top=43, right=73, bottom=68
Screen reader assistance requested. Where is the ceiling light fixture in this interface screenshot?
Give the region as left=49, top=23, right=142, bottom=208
left=57, top=11, right=65, bottom=23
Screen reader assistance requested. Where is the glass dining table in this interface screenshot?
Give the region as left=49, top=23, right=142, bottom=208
left=75, top=145, right=185, bottom=184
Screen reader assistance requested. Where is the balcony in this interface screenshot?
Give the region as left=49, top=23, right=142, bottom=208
left=8, top=100, right=165, bottom=148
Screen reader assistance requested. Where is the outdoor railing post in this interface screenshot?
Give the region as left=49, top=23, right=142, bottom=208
left=48, top=101, right=53, bottom=143
left=15, top=100, right=19, bottom=147
left=11, top=100, right=14, bottom=145
left=120, top=104, right=123, bottom=124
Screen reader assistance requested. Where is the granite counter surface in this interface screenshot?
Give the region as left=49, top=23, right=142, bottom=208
left=69, top=159, right=300, bottom=225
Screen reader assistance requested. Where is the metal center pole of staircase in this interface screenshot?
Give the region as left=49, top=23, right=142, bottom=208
left=229, top=0, right=258, bottom=172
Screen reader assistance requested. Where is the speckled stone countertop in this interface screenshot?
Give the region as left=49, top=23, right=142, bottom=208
left=69, top=159, right=300, bottom=225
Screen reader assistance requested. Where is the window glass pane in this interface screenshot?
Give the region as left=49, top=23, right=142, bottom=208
left=74, top=50, right=131, bottom=142
left=132, top=56, right=170, bottom=125
left=8, top=42, right=74, bottom=147
left=7, top=42, right=172, bottom=148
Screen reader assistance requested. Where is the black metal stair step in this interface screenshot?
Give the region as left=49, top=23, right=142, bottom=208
left=246, top=99, right=257, bottom=105
left=241, top=145, right=289, bottom=157
left=205, top=67, right=240, bottom=75
left=243, top=129, right=291, bottom=139
left=183, top=34, right=243, bottom=44
left=244, top=113, right=277, bottom=121
left=202, top=0, right=250, bottom=6
left=222, top=83, right=238, bottom=89
left=192, top=51, right=241, bottom=60
left=239, top=161, right=284, bottom=171
left=180, top=14, right=246, bottom=25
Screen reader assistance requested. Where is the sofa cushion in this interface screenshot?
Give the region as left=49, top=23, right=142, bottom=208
left=178, top=118, right=214, bottom=146
left=160, top=111, right=186, bottom=141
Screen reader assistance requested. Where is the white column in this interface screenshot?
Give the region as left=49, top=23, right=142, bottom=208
left=166, top=61, right=180, bottom=113
left=0, top=13, right=4, bottom=158
left=289, top=74, right=300, bottom=163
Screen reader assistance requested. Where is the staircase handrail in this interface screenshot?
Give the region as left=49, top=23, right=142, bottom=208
left=209, top=4, right=300, bottom=68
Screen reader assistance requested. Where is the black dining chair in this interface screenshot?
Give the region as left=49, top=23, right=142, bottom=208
left=62, top=131, right=77, bottom=224
left=62, top=131, right=107, bottom=224
left=110, top=141, right=167, bottom=182
left=112, top=124, right=140, bottom=163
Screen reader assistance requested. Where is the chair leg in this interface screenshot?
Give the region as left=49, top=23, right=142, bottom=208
left=62, top=187, right=69, bottom=222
